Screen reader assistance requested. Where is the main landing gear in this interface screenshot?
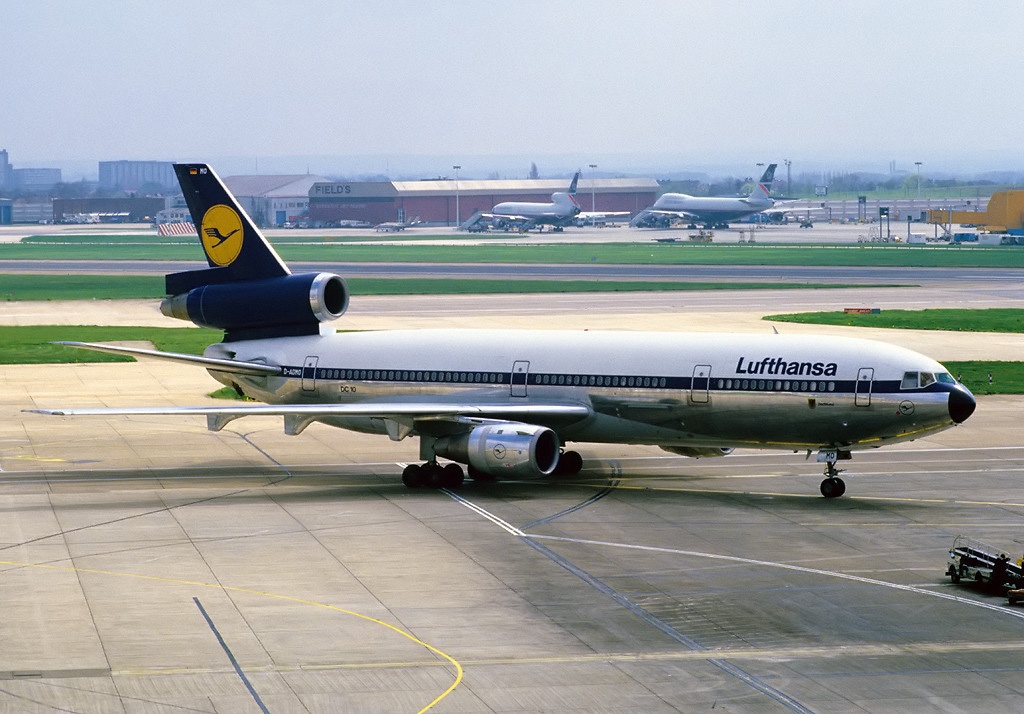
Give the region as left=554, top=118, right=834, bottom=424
left=402, top=462, right=464, bottom=489
left=819, top=459, right=846, bottom=498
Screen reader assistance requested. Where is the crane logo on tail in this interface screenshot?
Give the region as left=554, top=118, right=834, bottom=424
left=200, top=204, right=244, bottom=266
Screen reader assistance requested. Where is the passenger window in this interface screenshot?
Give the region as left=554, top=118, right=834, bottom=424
left=901, top=372, right=919, bottom=389
left=920, top=372, right=936, bottom=387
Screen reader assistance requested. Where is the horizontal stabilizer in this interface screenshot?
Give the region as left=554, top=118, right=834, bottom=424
left=53, top=341, right=281, bottom=376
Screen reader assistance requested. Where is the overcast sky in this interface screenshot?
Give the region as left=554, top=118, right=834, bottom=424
left=4, top=1, right=1023, bottom=179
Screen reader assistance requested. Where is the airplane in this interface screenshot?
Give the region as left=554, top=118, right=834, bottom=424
left=631, top=163, right=781, bottom=229
left=28, top=163, right=977, bottom=499
left=374, top=216, right=421, bottom=232
left=477, top=171, right=583, bottom=232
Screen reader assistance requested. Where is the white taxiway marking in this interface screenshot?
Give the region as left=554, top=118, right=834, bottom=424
left=446, top=491, right=1024, bottom=622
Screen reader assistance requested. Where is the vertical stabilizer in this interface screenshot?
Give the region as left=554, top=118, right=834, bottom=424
left=168, top=164, right=290, bottom=294
left=749, top=163, right=777, bottom=203
left=568, top=170, right=581, bottom=195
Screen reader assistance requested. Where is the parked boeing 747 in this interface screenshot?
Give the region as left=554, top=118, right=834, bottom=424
left=632, top=163, right=782, bottom=229
left=30, top=163, right=976, bottom=497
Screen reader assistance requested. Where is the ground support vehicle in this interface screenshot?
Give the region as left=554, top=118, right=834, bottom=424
left=946, top=534, right=1022, bottom=590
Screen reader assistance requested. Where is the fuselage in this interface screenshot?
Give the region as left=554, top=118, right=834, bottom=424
left=207, top=329, right=974, bottom=453
left=651, top=193, right=775, bottom=223
left=491, top=192, right=580, bottom=225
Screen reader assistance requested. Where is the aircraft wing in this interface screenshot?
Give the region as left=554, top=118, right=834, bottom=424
left=53, top=341, right=281, bottom=376
left=27, top=402, right=590, bottom=420
left=630, top=208, right=700, bottom=227
left=27, top=401, right=593, bottom=437
left=577, top=211, right=631, bottom=219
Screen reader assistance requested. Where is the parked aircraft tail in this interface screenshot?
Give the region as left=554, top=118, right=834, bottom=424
left=749, top=163, right=778, bottom=202
left=162, top=163, right=349, bottom=341
left=749, top=163, right=777, bottom=202
left=568, top=170, right=581, bottom=196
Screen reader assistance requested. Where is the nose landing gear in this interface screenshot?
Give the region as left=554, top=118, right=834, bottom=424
left=819, top=458, right=846, bottom=498
left=815, top=449, right=851, bottom=498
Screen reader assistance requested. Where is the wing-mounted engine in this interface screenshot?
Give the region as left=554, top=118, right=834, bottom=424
left=160, top=272, right=349, bottom=341
left=661, top=446, right=734, bottom=458
left=434, top=423, right=560, bottom=479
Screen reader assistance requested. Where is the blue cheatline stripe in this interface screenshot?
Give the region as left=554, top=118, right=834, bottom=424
left=282, top=362, right=909, bottom=396
left=194, top=597, right=270, bottom=714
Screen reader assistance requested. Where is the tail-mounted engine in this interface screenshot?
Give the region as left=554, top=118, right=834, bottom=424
left=434, top=423, right=560, bottom=479
left=160, top=272, right=349, bottom=340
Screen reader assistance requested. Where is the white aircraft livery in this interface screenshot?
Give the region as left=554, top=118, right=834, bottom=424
left=631, top=163, right=779, bottom=229
left=30, top=163, right=977, bottom=498
left=482, top=171, right=582, bottom=230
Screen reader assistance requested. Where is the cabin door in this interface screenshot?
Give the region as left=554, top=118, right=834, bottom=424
left=691, top=364, right=711, bottom=403
left=302, top=356, right=319, bottom=392
left=511, top=360, right=530, bottom=397
left=855, top=367, right=874, bottom=407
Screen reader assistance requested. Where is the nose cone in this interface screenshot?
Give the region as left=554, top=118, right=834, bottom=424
left=948, top=385, right=977, bottom=424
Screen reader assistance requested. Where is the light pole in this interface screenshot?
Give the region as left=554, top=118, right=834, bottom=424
left=452, top=164, right=461, bottom=228
left=914, top=161, right=922, bottom=201
left=784, top=159, right=792, bottom=196
left=755, top=163, right=764, bottom=226
left=588, top=163, right=597, bottom=211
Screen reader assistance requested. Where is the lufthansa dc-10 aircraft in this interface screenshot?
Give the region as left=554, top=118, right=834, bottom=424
left=632, top=163, right=781, bottom=229
left=30, top=163, right=976, bottom=498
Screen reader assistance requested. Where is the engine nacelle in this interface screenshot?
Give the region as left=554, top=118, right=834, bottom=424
left=661, top=446, right=734, bottom=458
left=160, top=272, right=348, bottom=338
left=434, top=423, right=560, bottom=480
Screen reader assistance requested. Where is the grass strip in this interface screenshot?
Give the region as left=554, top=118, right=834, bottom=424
left=0, top=274, right=878, bottom=301
left=5, top=241, right=1024, bottom=267
left=942, top=361, right=1024, bottom=395
left=766, top=308, right=1024, bottom=333
left=0, top=326, right=220, bottom=364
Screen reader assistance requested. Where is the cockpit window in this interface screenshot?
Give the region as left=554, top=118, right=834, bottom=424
left=937, top=372, right=956, bottom=384
left=901, top=371, right=919, bottom=389
left=919, top=372, right=936, bottom=387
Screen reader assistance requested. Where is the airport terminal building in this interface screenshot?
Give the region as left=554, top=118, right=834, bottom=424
left=308, top=177, right=660, bottom=226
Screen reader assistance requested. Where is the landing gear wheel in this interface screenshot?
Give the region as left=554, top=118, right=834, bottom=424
left=553, top=450, right=583, bottom=477
left=441, top=463, right=464, bottom=489
left=819, top=457, right=847, bottom=498
left=402, top=464, right=424, bottom=488
left=423, top=463, right=445, bottom=489
left=819, top=476, right=846, bottom=498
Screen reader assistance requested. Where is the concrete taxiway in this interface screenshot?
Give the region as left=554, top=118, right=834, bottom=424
left=4, top=360, right=1024, bottom=712
left=3, top=287, right=1024, bottom=711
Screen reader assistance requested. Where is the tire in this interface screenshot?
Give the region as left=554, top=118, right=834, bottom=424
left=441, top=463, right=464, bottom=489
left=402, top=464, right=423, bottom=488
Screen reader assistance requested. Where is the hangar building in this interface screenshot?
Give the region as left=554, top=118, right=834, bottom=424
left=309, top=177, right=659, bottom=226
left=224, top=174, right=326, bottom=227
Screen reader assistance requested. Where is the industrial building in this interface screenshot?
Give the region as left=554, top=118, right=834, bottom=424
left=0, top=149, right=61, bottom=194
left=308, top=177, right=660, bottom=226
left=98, top=161, right=176, bottom=192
